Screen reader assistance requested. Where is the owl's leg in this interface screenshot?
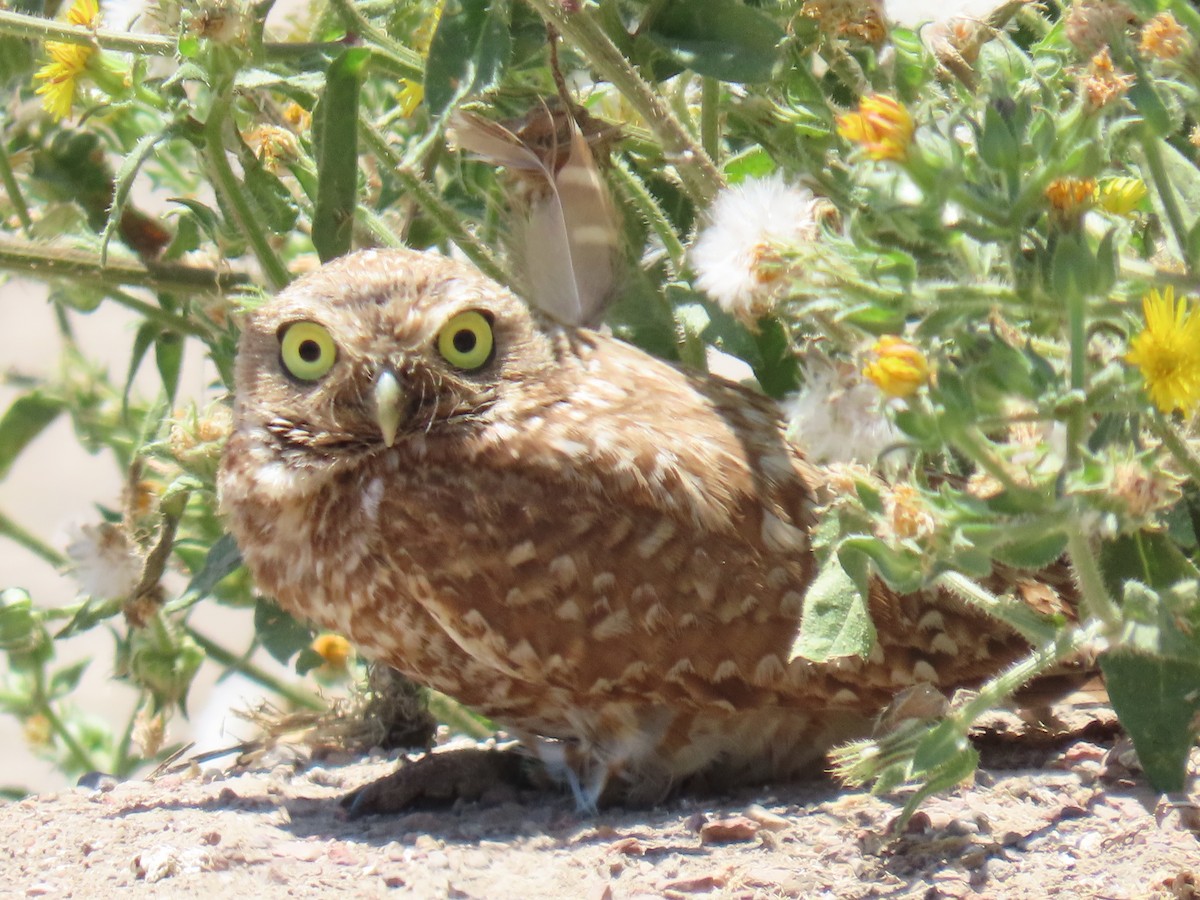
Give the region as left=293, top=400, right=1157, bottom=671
left=340, top=747, right=541, bottom=819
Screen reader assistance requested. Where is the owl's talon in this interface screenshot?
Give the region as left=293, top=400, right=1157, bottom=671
left=340, top=748, right=536, bottom=819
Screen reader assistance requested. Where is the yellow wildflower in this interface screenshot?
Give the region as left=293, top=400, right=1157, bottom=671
left=1139, top=12, right=1189, bottom=60
left=392, top=0, right=445, bottom=118
left=1125, top=286, right=1200, bottom=415
left=1045, top=176, right=1095, bottom=227
left=836, top=94, right=914, bottom=162
left=1095, top=177, right=1147, bottom=215
left=396, top=79, right=425, bottom=118
left=863, top=335, right=929, bottom=398
left=33, top=0, right=100, bottom=121
left=311, top=633, right=353, bottom=672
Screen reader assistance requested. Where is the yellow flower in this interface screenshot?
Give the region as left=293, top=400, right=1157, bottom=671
left=1139, top=12, right=1189, bottom=60
left=1125, top=286, right=1200, bottom=415
left=396, top=79, right=425, bottom=118
left=836, top=94, right=914, bottom=162
left=1095, top=177, right=1147, bottom=215
left=311, top=632, right=353, bottom=671
left=863, top=335, right=929, bottom=398
left=33, top=0, right=101, bottom=122
left=1045, top=176, right=1095, bottom=229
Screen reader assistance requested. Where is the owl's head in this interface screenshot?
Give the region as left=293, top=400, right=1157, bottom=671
left=230, top=248, right=560, bottom=463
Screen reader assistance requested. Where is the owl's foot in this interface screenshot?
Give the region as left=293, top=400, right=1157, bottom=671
left=340, top=748, right=539, bottom=819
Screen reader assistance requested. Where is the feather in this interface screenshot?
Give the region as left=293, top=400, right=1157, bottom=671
left=448, top=109, right=619, bottom=326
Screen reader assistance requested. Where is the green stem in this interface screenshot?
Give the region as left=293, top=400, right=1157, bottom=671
left=0, top=8, right=364, bottom=62
left=611, top=156, right=686, bottom=274
left=1152, top=415, right=1200, bottom=485
left=204, top=87, right=291, bottom=290
left=700, top=77, right=720, bottom=165
left=360, top=121, right=508, bottom=284
left=1141, top=130, right=1193, bottom=269
left=524, top=0, right=723, bottom=206
left=112, top=696, right=141, bottom=778
left=106, top=290, right=208, bottom=338
left=1065, top=283, right=1087, bottom=472
left=185, top=626, right=326, bottom=712
left=0, top=509, right=68, bottom=568
left=936, top=571, right=1058, bottom=645
left=953, top=618, right=1105, bottom=725
left=356, top=206, right=406, bottom=248
left=953, top=425, right=1034, bottom=499
left=1065, top=524, right=1122, bottom=632
left=326, top=0, right=424, bottom=77
left=42, top=704, right=98, bottom=774
left=0, top=138, right=32, bottom=235
left=0, top=238, right=249, bottom=295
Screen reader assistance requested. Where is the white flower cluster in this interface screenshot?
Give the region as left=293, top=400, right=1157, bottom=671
left=780, top=355, right=904, bottom=469
left=691, top=173, right=823, bottom=320
left=64, top=522, right=143, bottom=601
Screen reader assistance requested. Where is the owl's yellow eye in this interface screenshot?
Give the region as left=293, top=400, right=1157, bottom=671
left=279, top=321, right=337, bottom=381
left=437, top=311, right=494, bottom=371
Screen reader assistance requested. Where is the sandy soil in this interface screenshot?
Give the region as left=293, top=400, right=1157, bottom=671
left=3, top=734, right=1198, bottom=900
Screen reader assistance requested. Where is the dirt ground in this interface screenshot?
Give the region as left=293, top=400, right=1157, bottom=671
left=2, top=731, right=1198, bottom=900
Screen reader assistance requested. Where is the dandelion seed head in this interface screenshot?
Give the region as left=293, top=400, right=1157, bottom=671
left=691, top=173, right=823, bottom=320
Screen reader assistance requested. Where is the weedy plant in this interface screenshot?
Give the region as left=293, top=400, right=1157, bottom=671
left=1, top=0, right=1199, bottom=815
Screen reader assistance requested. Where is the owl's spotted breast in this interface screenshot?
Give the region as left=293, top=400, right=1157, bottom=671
left=219, top=248, right=1042, bottom=804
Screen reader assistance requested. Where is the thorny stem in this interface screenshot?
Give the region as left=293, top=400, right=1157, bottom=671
left=0, top=238, right=249, bottom=296
left=359, top=120, right=508, bottom=285
left=954, top=618, right=1106, bottom=727
left=1141, top=130, right=1193, bottom=270
left=1065, top=275, right=1087, bottom=472
left=0, top=509, right=68, bottom=568
left=0, top=8, right=364, bottom=62
left=1065, top=525, right=1123, bottom=632
left=611, top=156, right=687, bottom=275
left=935, top=571, right=1058, bottom=645
left=0, top=138, right=32, bottom=235
left=1152, top=416, right=1200, bottom=486
left=700, top=77, right=720, bottom=164
left=325, top=0, right=424, bottom=78
left=524, top=0, right=723, bottom=206
left=204, top=86, right=291, bottom=291
left=185, top=626, right=326, bottom=712
left=34, top=671, right=98, bottom=774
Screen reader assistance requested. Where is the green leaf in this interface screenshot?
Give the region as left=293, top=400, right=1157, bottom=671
left=990, top=529, right=1068, bottom=570
left=295, top=647, right=326, bottom=675
left=0, top=393, right=65, bottom=482
left=1100, top=651, right=1200, bottom=792
left=155, top=330, right=184, bottom=404
left=977, top=102, right=1019, bottom=174
left=791, top=546, right=875, bottom=662
left=750, top=317, right=801, bottom=397
left=312, top=47, right=370, bottom=262
left=723, top=147, right=775, bottom=183
left=1127, top=62, right=1172, bottom=136
left=178, top=533, right=243, bottom=607
left=424, top=0, right=512, bottom=116
left=254, top=597, right=314, bottom=666
left=123, top=322, right=159, bottom=415
left=894, top=726, right=980, bottom=830
left=48, top=659, right=90, bottom=699
left=841, top=535, right=924, bottom=593
left=645, top=0, right=784, bottom=83
left=100, top=130, right=169, bottom=264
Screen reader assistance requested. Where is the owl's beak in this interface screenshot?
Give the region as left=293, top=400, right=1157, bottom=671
left=374, top=370, right=404, bottom=448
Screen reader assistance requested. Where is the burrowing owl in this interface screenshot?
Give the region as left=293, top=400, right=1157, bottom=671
left=219, top=247, right=1048, bottom=808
